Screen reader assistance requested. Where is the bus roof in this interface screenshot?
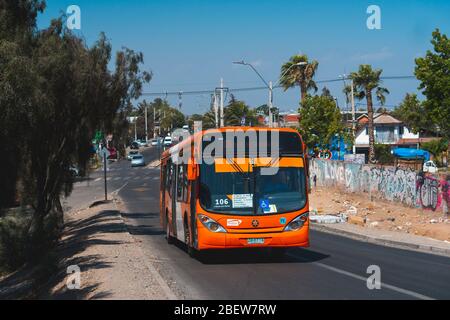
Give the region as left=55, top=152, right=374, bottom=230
left=161, top=126, right=303, bottom=160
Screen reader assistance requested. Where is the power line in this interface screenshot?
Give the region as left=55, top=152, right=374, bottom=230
left=141, top=75, right=416, bottom=97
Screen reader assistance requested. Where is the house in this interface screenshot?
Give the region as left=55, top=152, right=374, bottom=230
left=279, top=112, right=300, bottom=128
left=354, top=113, right=419, bottom=160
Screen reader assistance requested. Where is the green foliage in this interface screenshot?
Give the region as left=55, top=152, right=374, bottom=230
left=421, top=138, right=449, bottom=166
left=415, top=29, right=450, bottom=139
left=224, top=95, right=257, bottom=126
left=280, top=54, right=319, bottom=106
left=391, top=94, right=432, bottom=134
left=299, top=95, right=344, bottom=149
left=375, top=144, right=394, bottom=165
left=0, top=1, right=151, bottom=268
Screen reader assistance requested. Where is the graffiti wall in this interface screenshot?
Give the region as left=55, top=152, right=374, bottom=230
left=310, top=159, right=450, bottom=214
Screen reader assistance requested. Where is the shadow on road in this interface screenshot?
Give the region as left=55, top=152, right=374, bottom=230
left=38, top=209, right=128, bottom=300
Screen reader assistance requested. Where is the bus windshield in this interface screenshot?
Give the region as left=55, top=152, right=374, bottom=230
left=199, top=161, right=307, bottom=215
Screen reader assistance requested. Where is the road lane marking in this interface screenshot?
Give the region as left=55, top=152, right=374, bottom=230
left=287, top=253, right=435, bottom=300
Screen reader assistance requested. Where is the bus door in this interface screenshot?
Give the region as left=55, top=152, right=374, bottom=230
left=173, top=164, right=185, bottom=242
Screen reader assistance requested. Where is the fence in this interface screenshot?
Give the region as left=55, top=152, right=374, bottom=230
left=309, top=159, right=450, bottom=214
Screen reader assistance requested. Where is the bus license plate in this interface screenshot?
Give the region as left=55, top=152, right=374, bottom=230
left=247, top=238, right=265, bottom=245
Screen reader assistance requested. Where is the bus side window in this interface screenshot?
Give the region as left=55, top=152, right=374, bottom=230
left=167, top=161, right=173, bottom=196
left=183, top=164, right=188, bottom=203
left=177, top=165, right=184, bottom=201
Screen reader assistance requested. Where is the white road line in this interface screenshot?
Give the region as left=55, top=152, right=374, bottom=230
left=287, top=253, right=435, bottom=300
left=94, top=178, right=102, bottom=182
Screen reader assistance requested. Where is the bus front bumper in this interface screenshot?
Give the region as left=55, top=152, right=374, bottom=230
left=196, top=225, right=309, bottom=250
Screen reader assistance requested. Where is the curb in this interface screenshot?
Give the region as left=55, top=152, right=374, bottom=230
left=311, top=223, right=450, bottom=257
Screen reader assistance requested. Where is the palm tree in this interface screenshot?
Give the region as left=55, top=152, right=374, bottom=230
left=279, top=54, right=319, bottom=107
left=350, top=65, right=389, bottom=164
left=224, top=94, right=256, bottom=126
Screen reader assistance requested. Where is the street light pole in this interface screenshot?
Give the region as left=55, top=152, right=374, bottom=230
left=233, top=60, right=306, bottom=128
left=220, top=78, right=224, bottom=128
left=269, top=81, right=273, bottom=127
left=145, top=105, right=148, bottom=143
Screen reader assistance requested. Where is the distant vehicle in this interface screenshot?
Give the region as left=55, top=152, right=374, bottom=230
left=127, top=150, right=139, bottom=161
left=137, top=139, right=148, bottom=147
left=423, top=160, right=438, bottom=173
left=151, top=139, right=159, bottom=147
left=182, top=125, right=189, bottom=130
left=107, top=147, right=118, bottom=160
left=130, top=141, right=140, bottom=150
left=163, top=136, right=173, bottom=147
left=131, top=154, right=145, bottom=167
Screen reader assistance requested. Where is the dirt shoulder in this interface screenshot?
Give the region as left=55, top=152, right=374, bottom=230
left=39, top=199, right=171, bottom=300
left=310, top=186, right=450, bottom=243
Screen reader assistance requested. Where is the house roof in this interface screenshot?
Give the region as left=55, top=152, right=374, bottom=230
left=396, top=138, right=441, bottom=145
left=373, top=113, right=403, bottom=125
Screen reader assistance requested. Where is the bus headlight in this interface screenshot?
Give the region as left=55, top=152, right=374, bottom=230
left=284, top=213, right=309, bottom=232
left=198, top=215, right=227, bottom=233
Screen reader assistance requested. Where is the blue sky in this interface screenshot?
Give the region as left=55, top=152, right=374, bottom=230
left=38, top=0, right=450, bottom=115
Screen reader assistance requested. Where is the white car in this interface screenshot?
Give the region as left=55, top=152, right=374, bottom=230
left=127, top=150, right=139, bottom=161
left=131, top=154, right=145, bottom=167
left=163, top=136, right=172, bottom=147
left=423, top=160, right=438, bottom=173
left=150, top=139, right=159, bottom=146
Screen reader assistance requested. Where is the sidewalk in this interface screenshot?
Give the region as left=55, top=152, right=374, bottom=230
left=311, top=221, right=450, bottom=257
left=40, top=199, right=174, bottom=299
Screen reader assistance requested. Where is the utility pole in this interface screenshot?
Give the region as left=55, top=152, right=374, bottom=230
left=268, top=81, right=273, bottom=128
left=350, top=78, right=356, bottom=155
left=145, top=105, right=148, bottom=143
left=213, top=92, right=219, bottom=128
left=134, top=119, right=137, bottom=142
left=220, top=78, right=224, bottom=128
left=153, top=107, right=156, bottom=138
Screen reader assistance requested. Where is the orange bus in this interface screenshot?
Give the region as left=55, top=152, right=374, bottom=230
left=160, top=127, right=309, bottom=257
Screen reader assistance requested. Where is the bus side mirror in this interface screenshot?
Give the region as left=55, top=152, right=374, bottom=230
left=187, top=164, right=198, bottom=181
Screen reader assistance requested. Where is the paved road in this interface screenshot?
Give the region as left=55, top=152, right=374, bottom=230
left=74, top=147, right=450, bottom=300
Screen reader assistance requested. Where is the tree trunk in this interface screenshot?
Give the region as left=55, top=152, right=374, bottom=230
left=300, top=84, right=307, bottom=108
left=367, top=90, right=376, bottom=164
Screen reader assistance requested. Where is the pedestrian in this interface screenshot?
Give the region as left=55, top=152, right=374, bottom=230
left=313, top=174, right=317, bottom=188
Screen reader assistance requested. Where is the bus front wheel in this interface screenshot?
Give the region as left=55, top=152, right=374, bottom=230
left=184, top=221, right=197, bottom=258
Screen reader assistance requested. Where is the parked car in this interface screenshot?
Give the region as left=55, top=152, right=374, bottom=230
left=163, top=136, right=172, bottom=147
left=423, top=160, right=438, bottom=173
left=131, top=154, right=145, bottom=167
left=127, top=150, right=139, bottom=161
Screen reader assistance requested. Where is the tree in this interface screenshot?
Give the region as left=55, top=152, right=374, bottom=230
left=421, top=138, right=449, bottom=166
left=298, top=95, right=345, bottom=150
left=224, top=95, right=257, bottom=126
left=0, top=3, right=151, bottom=264
left=391, top=94, right=433, bottom=135
left=279, top=54, right=319, bottom=107
left=415, top=29, right=450, bottom=140
left=350, top=65, right=389, bottom=164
